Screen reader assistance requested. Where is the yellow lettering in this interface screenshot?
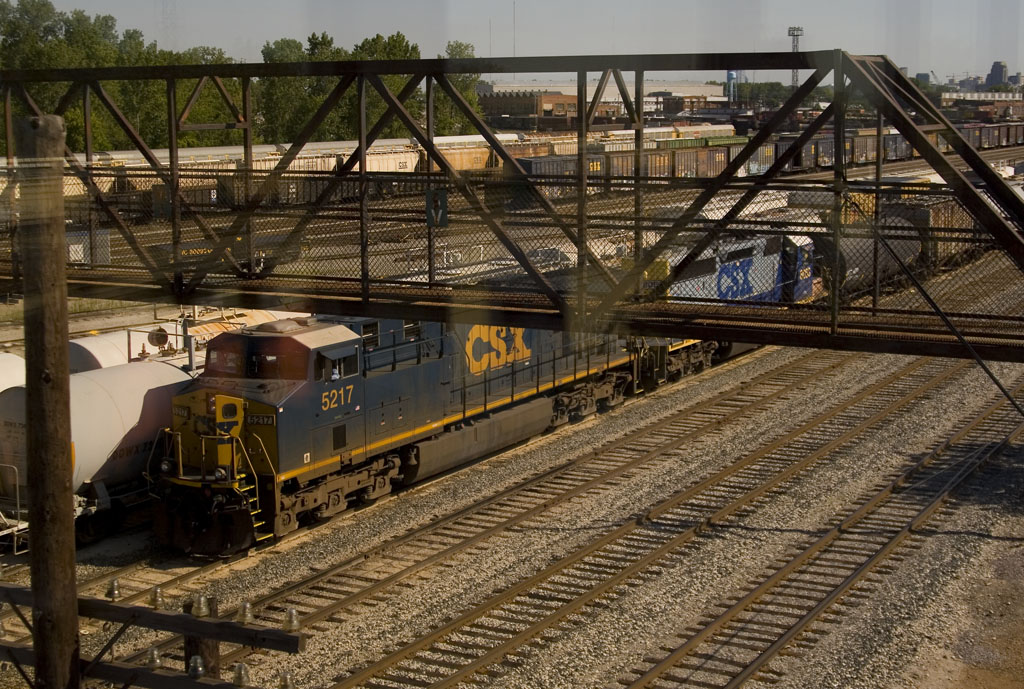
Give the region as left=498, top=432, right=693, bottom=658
left=510, top=328, right=532, bottom=362
left=489, top=327, right=508, bottom=368
left=464, top=326, right=533, bottom=376
left=465, top=324, right=489, bottom=375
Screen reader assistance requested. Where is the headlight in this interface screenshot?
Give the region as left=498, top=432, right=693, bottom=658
left=159, top=459, right=173, bottom=474
left=213, top=467, right=228, bottom=481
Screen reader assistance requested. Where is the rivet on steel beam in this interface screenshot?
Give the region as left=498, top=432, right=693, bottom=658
left=236, top=601, right=255, bottom=625
left=144, top=647, right=161, bottom=669
left=232, top=662, right=252, bottom=687
left=277, top=671, right=295, bottom=689
left=105, top=578, right=120, bottom=600
left=149, top=586, right=165, bottom=609
left=282, top=607, right=300, bottom=632
left=188, top=655, right=205, bottom=679
left=192, top=594, right=210, bottom=618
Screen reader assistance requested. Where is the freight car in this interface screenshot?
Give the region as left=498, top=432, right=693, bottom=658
left=0, top=360, right=194, bottom=543
left=150, top=316, right=718, bottom=556
left=147, top=233, right=309, bottom=277
left=38, top=121, right=1024, bottom=238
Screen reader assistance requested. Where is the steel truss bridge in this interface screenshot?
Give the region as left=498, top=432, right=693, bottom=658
left=2, top=50, right=1024, bottom=361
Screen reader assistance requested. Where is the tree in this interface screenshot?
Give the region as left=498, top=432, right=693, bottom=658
left=255, top=38, right=309, bottom=144
left=254, top=33, right=350, bottom=144
left=0, top=0, right=123, bottom=152
left=432, top=41, right=483, bottom=136
left=344, top=32, right=423, bottom=140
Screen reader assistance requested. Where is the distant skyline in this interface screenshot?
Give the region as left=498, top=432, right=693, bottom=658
left=46, top=0, right=1024, bottom=84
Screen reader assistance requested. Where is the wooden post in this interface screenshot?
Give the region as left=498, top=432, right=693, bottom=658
left=183, top=596, right=220, bottom=678
left=16, top=114, right=79, bottom=689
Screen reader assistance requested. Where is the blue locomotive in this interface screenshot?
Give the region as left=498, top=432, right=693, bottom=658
left=150, top=316, right=720, bottom=556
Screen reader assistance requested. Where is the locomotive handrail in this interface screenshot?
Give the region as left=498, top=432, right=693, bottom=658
left=143, top=427, right=176, bottom=488
left=248, top=433, right=277, bottom=481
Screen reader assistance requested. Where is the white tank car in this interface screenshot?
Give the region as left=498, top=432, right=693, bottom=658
left=0, top=360, right=193, bottom=538
left=0, top=352, right=24, bottom=391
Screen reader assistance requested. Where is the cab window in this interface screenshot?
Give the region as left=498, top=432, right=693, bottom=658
left=363, top=322, right=379, bottom=349
left=315, top=350, right=359, bottom=382
left=207, top=346, right=243, bottom=376
left=204, top=334, right=308, bottom=380
left=341, top=353, right=358, bottom=377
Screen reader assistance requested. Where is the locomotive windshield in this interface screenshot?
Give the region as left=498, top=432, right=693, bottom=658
left=205, top=334, right=309, bottom=380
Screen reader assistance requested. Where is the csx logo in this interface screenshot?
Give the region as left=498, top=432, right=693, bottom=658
left=465, top=326, right=532, bottom=375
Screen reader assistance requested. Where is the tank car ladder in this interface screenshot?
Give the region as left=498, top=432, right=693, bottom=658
left=0, top=463, right=29, bottom=555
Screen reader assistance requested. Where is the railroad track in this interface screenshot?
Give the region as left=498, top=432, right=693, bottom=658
left=319, top=355, right=969, bottom=689
left=111, top=346, right=864, bottom=668
left=0, top=555, right=231, bottom=641
left=619, top=375, right=1024, bottom=689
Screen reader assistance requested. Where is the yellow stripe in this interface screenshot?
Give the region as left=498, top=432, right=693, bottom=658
left=276, top=352, right=635, bottom=483
left=668, top=339, right=702, bottom=352
left=277, top=455, right=343, bottom=481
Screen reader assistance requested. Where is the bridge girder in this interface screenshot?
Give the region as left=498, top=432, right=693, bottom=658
left=0, top=51, right=1023, bottom=360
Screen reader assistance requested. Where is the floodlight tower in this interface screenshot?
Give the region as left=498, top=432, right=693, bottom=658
left=788, top=26, right=803, bottom=91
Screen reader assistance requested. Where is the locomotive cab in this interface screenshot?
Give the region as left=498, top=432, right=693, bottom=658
left=152, top=316, right=381, bottom=555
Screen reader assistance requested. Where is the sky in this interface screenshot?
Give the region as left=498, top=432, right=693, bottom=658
left=47, top=0, right=1024, bottom=85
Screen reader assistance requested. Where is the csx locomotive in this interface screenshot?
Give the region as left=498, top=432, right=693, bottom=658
left=151, top=315, right=725, bottom=556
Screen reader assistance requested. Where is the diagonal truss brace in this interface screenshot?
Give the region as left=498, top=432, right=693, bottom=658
left=432, top=72, right=616, bottom=288
left=649, top=102, right=837, bottom=299
left=268, top=74, right=426, bottom=259
left=182, top=74, right=356, bottom=292
left=177, top=75, right=247, bottom=130
left=590, top=64, right=832, bottom=319
left=367, top=74, right=570, bottom=316
left=844, top=54, right=1024, bottom=273
left=842, top=192, right=1024, bottom=418
left=11, top=84, right=168, bottom=283
left=87, top=79, right=249, bottom=276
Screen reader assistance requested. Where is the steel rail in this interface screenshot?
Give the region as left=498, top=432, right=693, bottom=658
left=328, top=356, right=968, bottom=689
left=624, top=375, right=1024, bottom=689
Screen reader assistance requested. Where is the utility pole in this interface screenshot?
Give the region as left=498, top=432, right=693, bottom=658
left=788, top=26, right=804, bottom=92
left=16, top=114, right=79, bottom=689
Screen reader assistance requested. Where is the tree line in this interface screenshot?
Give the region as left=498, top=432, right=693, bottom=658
left=0, top=0, right=483, bottom=155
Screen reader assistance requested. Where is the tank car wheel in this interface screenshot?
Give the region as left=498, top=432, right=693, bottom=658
left=75, top=512, right=114, bottom=546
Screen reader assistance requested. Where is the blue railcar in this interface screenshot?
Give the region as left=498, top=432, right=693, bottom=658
left=662, top=235, right=815, bottom=304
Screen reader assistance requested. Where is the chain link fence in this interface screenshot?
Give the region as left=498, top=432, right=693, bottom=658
left=0, top=161, right=1019, bottom=343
